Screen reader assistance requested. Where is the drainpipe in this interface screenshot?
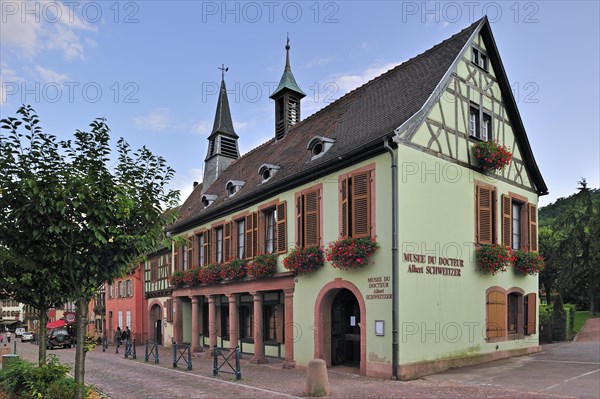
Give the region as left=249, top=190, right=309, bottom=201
left=383, top=136, right=398, bottom=380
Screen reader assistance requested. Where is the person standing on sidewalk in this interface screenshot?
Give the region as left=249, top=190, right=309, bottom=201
left=114, top=327, right=122, bottom=353
left=123, top=326, right=131, bottom=344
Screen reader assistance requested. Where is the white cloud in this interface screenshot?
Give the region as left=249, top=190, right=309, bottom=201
left=192, top=120, right=211, bottom=135
left=0, top=62, right=24, bottom=105
left=330, top=61, right=401, bottom=95
left=233, top=121, right=249, bottom=131
left=132, top=108, right=179, bottom=132
left=170, top=168, right=204, bottom=205
left=34, top=65, right=69, bottom=83
left=0, top=0, right=97, bottom=60
left=304, top=56, right=332, bottom=69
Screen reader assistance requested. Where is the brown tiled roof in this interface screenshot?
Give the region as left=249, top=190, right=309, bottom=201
left=170, top=20, right=481, bottom=233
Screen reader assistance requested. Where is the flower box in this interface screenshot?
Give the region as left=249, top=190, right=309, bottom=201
left=247, top=253, right=277, bottom=279
left=170, top=271, right=186, bottom=288
left=475, top=244, right=513, bottom=275
left=513, top=250, right=544, bottom=275
left=473, top=140, right=512, bottom=172
left=283, top=246, right=324, bottom=276
left=220, top=258, right=248, bottom=281
left=326, top=237, right=379, bottom=270
left=200, top=263, right=223, bottom=284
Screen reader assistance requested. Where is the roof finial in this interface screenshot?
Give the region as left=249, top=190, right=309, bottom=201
left=285, top=34, right=291, bottom=70
left=218, top=64, right=229, bottom=81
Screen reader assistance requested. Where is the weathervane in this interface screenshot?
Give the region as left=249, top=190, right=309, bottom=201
left=219, top=64, right=229, bottom=81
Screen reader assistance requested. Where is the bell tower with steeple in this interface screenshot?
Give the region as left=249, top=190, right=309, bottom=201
left=202, top=65, right=240, bottom=194
left=270, top=36, right=305, bottom=140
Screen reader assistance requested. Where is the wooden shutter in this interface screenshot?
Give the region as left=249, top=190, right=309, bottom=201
left=486, top=290, right=506, bottom=339
left=501, top=194, right=511, bottom=246
left=340, top=176, right=349, bottom=237
left=224, top=222, right=232, bottom=262
left=526, top=293, right=537, bottom=335
left=245, top=212, right=258, bottom=259
left=477, top=185, right=494, bottom=244
left=204, top=230, right=211, bottom=265
left=529, top=204, right=538, bottom=252
left=276, top=201, right=287, bottom=254
left=173, top=245, right=180, bottom=272
left=304, top=190, right=320, bottom=246
left=296, top=195, right=303, bottom=247
left=351, top=171, right=371, bottom=238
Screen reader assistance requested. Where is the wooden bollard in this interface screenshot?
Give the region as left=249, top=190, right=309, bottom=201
left=305, top=359, right=330, bottom=397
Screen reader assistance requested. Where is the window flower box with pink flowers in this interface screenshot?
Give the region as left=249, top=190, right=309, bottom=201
left=474, top=140, right=512, bottom=172
left=283, top=246, right=325, bottom=276
left=326, top=237, right=379, bottom=270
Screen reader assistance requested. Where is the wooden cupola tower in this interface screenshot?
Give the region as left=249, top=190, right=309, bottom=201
left=269, top=36, right=305, bottom=140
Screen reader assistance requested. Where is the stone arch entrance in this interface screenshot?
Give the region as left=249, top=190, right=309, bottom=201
left=149, top=303, right=162, bottom=345
left=314, top=279, right=366, bottom=376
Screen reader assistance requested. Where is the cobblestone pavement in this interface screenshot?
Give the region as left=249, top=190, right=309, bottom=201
left=8, top=320, right=600, bottom=399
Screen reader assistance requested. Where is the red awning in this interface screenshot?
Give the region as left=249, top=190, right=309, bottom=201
left=46, top=320, right=66, bottom=329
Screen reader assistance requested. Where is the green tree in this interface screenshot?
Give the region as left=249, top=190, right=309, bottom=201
left=0, top=106, right=179, bottom=399
left=538, top=225, right=561, bottom=304
left=554, top=179, right=600, bottom=313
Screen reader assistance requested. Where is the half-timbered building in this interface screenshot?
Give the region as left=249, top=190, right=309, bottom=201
left=161, top=17, right=547, bottom=379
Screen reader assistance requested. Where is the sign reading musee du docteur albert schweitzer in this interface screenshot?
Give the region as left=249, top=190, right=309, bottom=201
left=404, top=253, right=464, bottom=277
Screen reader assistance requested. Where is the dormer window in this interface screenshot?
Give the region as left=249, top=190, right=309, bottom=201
left=471, top=47, right=488, bottom=72
left=226, top=180, right=245, bottom=197
left=307, top=136, right=335, bottom=160
left=259, top=164, right=280, bottom=183
left=201, top=194, right=218, bottom=208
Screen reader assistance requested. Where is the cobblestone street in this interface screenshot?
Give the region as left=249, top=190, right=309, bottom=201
left=6, top=323, right=598, bottom=399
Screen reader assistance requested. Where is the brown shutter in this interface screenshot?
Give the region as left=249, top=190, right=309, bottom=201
left=526, top=293, right=537, bottom=335
left=224, top=222, right=232, bottom=262
left=529, top=204, right=538, bottom=252
left=477, top=185, right=494, bottom=244
left=304, top=189, right=320, bottom=247
left=351, top=171, right=371, bottom=238
left=204, top=230, right=211, bottom=265
left=276, top=201, right=287, bottom=254
left=173, top=245, right=180, bottom=272
left=245, top=214, right=254, bottom=259
left=486, top=290, right=506, bottom=339
left=340, top=176, right=349, bottom=237
left=501, top=194, right=511, bottom=246
left=252, top=212, right=258, bottom=257
left=296, top=195, right=303, bottom=247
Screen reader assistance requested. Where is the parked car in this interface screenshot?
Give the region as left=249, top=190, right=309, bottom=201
left=21, top=331, right=33, bottom=342
left=47, top=328, right=72, bottom=349
left=15, top=328, right=25, bottom=337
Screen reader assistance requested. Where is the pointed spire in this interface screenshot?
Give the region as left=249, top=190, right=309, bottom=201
left=210, top=65, right=237, bottom=139
left=270, top=36, right=305, bottom=100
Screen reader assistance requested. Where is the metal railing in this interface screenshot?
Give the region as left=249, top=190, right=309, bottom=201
left=145, top=340, right=160, bottom=363
left=172, top=342, right=192, bottom=370
left=213, top=345, right=241, bottom=380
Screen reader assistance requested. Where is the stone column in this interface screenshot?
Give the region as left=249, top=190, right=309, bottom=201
left=208, top=295, right=217, bottom=355
left=250, top=292, right=267, bottom=364
left=173, top=297, right=183, bottom=344
left=227, top=294, right=239, bottom=352
left=283, top=288, right=296, bottom=368
left=191, top=296, right=200, bottom=353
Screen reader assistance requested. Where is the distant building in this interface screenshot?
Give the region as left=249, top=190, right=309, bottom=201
left=105, top=266, right=147, bottom=342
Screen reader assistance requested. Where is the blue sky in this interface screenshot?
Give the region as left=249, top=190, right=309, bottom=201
left=1, top=1, right=598, bottom=206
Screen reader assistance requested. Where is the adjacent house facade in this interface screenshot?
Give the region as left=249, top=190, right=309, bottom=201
left=105, top=267, right=147, bottom=342
left=161, top=17, right=546, bottom=380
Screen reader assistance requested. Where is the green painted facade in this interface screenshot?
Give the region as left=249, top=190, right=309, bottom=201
left=166, top=24, right=544, bottom=378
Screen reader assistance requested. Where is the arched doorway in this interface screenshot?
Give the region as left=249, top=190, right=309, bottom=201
left=331, top=289, right=360, bottom=367
left=150, top=304, right=162, bottom=345
left=314, top=279, right=366, bottom=375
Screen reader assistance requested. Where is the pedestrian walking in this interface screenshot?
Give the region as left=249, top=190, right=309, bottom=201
left=6, top=332, right=11, bottom=343
left=123, top=326, right=131, bottom=343
left=114, top=327, right=122, bottom=353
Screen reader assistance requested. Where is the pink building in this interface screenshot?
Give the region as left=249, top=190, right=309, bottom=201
left=105, top=266, right=148, bottom=343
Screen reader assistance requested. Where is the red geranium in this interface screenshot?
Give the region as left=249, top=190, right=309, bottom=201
left=475, top=244, right=514, bottom=275
left=283, top=246, right=324, bottom=275
left=326, top=237, right=379, bottom=270
left=220, top=258, right=248, bottom=280
left=247, top=254, right=277, bottom=279
left=474, top=140, right=512, bottom=172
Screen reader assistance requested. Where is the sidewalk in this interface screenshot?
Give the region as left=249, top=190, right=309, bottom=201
left=575, top=316, right=600, bottom=342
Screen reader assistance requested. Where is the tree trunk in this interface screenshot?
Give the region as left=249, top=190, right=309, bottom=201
left=38, top=309, right=48, bottom=366
left=74, top=297, right=89, bottom=399
left=589, top=287, right=598, bottom=314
